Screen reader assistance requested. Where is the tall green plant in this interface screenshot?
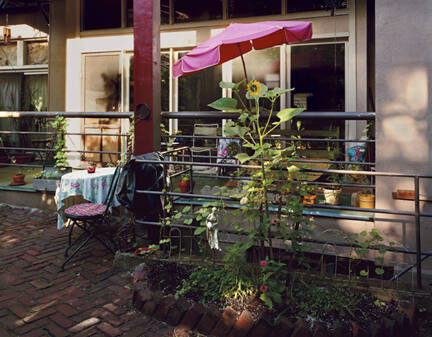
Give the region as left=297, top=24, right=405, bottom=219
left=51, top=115, right=68, bottom=170
left=208, top=80, right=310, bottom=261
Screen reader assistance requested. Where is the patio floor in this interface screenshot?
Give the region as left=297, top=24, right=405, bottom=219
left=0, top=204, right=198, bottom=337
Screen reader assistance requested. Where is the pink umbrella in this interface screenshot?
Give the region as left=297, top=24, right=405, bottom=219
left=173, top=20, right=312, bottom=81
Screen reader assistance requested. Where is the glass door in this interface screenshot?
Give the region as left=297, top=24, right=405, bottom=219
left=82, top=53, right=122, bottom=164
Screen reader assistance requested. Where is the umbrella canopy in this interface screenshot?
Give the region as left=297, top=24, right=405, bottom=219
left=173, top=20, right=312, bottom=78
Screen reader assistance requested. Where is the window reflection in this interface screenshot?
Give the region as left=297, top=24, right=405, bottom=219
left=83, top=0, right=122, bottom=31
left=232, top=48, right=280, bottom=111
left=174, top=0, right=222, bottom=23
left=286, top=0, right=347, bottom=13
left=229, top=0, right=281, bottom=18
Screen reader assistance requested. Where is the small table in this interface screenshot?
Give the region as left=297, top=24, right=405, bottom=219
left=55, top=167, right=120, bottom=229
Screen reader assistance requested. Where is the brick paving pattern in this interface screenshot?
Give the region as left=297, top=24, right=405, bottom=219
left=0, top=204, right=189, bottom=337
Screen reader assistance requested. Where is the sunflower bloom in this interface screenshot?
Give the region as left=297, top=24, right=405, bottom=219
left=247, top=80, right=261, bottom=97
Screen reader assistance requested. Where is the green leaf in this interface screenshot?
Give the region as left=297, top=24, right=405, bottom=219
left=234, top=79, right=246, bottom=89
left=287, top=165, right=299, bottom=173
left=360, top=270, right=369, bottom=277
left=173, top=212, right=183, bottom=219
left=271, top=292, right=282, bottom=304
left=375, top=267, right=385, bottom=275
left=360, top=230, right=367, bottom=237
left=235, top=153, right=252, bottom=164
left=378, top=248, right=387, bottom=254
left=219, top=81, right=236, bottom=89
left=275, top=108, right=303, bottom=124
left=184, top=218, right=193, bottom=225
left=259, top=293, right=273, bottom=309
left=208, top=98, right=241, bottom=112
left=224, top=124, right=247, bottom=138
left=264, top=87, right=293, bottom=98
left=375, top=256, right=384, bottom=264
left=194, top=226, right=207, bottom=235
left=182, top=206, right=191, bottom=213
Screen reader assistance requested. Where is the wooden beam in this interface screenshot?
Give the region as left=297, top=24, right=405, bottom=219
left=133, top=0, right=161, bottom=155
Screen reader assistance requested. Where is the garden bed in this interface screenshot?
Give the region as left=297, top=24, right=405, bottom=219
left=131, top=258, right=423, bottom=337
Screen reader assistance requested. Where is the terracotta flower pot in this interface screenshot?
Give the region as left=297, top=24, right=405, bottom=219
left=10, top=173, right=26, bottom=186
left=359, top=193, right=375, bottom=209
left=179, top=180, right=194, bottom=193
left=303, top=195, right=317, bottom=205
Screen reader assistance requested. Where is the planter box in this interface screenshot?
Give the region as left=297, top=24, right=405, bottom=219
left=33, top=178, right=59, bottom=192
left=33, top=167, right=71, bottom=192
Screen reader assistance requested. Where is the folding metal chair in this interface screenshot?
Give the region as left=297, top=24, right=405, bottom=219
left=60, top=167, right=121, bottom=271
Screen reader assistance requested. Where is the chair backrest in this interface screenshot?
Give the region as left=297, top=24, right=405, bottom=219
left=193, top=123, right=219, bottom=147
left=103, top=167, right=121, bottom=210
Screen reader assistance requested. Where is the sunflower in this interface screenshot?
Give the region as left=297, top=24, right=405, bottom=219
left=247, top=80, right=261, bottom=97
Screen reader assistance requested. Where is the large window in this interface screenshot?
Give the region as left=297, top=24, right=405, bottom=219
left=228, top=0, right=281, bottom=18
left=291, top=43, right=345, bottom=112
left=232, top=47, right=281, bottom=111
left=83, top=0, right=122, bottom=31
left=174, top=0, right=222, bottom=23
left=286, top=0, right=347, bottom=13
left=83, top=54, right=121, bottom=163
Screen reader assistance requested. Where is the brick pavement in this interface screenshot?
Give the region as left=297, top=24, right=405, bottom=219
left=0, top=204, right=191, bottom=337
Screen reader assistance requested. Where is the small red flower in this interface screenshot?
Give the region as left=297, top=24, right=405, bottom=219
left=134, top=247, right=153, bottom=255
left=260, top=285, right=268, bottom=292
left=260, top=260, right=267, bottom=267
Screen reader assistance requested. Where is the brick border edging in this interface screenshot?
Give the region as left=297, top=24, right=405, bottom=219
left=132, top=265, right=418, bottom=337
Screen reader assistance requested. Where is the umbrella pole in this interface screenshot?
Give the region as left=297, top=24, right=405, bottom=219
left=237, top=44, right=253, bottom=112
left=237, top=43, right=249, bottom=84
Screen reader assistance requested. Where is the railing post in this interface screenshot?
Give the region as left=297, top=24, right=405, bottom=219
left=415, top=175, right=422, bottom=289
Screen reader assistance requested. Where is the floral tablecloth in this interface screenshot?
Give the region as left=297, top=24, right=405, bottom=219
left=55, top=167, right=120, bottom=229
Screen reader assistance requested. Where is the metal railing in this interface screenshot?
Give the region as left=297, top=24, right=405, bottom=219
left=0, top=111, right=133, bottom=169
left=1, top=110, right=431, bottom=288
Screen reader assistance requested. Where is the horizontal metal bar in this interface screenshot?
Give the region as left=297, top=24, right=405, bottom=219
left=134, top=158, right=432, bottom=179
left=163, top=134, right=376, bottom=143
left=174, top=153, right=375, bottom=167
left=136, top=189, right=233, bottom=201
left=0, top=131, right=129, bottom=137
left=0, top=110, right=375, bottom=120
left=0, top=131, right=55, bottom=135
left=161, top=111, right=376, bottom=120
left=0, top=146, right=129, bottom=155
left=0, top=111, right=133, bottom=118
left=0, top=162, right=44, bottom=168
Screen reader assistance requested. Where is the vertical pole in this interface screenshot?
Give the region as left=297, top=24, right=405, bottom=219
left=414, top=175, right=422, bottom=289
left=133, top=0, right=161, bottom=155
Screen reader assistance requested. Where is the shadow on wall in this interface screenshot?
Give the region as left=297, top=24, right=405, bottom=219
left=376, top=66, right=431, bottom=211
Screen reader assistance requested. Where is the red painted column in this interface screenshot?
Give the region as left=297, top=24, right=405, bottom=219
left=133, top=0, right=161, bottom=155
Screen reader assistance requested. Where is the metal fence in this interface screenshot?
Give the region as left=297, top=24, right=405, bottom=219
left=1, top=110, right=432, bottom=288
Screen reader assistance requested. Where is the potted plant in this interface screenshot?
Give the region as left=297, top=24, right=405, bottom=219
left=323, top=168, right=344, bottom=205
left=178, top=175, right=193, bottom=193
left=358, top=189, right=375, bottom=209
left=33, top=116, right=71, bottom=192
left=9, top=157, right=26, bottom=186
left=302, top=184, right=319, bottom=205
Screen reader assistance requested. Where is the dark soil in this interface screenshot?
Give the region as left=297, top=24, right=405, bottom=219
left=142, top=260, right=407, bottom=330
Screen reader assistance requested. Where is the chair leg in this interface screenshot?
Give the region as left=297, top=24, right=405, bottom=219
left=60, top=231, right=95, bottom=272
left=64, top=220, right=78, bottom=257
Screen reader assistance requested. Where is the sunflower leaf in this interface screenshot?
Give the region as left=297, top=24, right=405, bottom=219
left=208, top=98, right=242, bottom=112
left=275, top=108, right=304, bottom=124
left=219, top=81, right=236, bottom=89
